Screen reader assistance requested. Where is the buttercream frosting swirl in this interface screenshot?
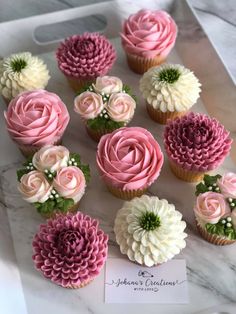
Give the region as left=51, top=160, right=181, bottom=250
left=32, top=212, right=108, bottom=288
left=140, top=64, right=201, bottom=112
left=217, top=172, right=236, bottom=199
left=164, top=112, right=232, bottom=171
left=121, top=9, right=177, bottom=58
left=114, top=195, right=187, bottom=266
left=96, top=127, right=163, bottom=190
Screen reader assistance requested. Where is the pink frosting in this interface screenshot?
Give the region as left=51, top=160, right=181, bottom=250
left=121, top=9, right=177, bottom=58
left=96, top=127, right=164, bottom=190
left=164, top=112, right=232, bottom=172
left=4, top=90, right=70, bottom=146
left=56, top=32, right=116, bottom=79
left=32, top=212, right=108, bottom=288
left=217, top=172, right=236, bottom=199
left=194, top=192, right=230, bottom=224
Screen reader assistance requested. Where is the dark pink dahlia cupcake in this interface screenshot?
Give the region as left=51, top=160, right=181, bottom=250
left=32, top=212, right=108, bottom=288
left=164, top=112, right=232, bottom=182
left=56, top=32, right=116, bottom=92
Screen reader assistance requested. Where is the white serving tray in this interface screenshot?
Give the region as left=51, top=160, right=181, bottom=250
left=0, top=1, right=235, bottom=314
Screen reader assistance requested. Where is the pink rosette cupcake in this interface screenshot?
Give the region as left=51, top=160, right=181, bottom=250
left=121, top=9, right=177, bottom=74
left=56, top=32, right=116, bottom=92
left=164, top=112, right=232, bottom=182
left=194, top=173, right=236, bottom=245
left=74, top=76, right=136, bottom=142
left=17, top=145, right=90, bottom=218
left=96, top=127, right=164, bottom=200
left=4, top=89, right=70, bottom=157
left=32, top=212, right=108, bottom=288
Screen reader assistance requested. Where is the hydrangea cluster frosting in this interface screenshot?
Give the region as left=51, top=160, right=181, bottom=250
left=164, top=112, right=232, bottom=171
left=56, top=33, right=116, bottom=79
left=114, top=195, right=187, bottom=266
left=32, top=212, right=108, bottom=288
left=121, top=9, right=177, bottom=58
left=4, top=90, right=69, bottom=147
left=140, top=64, right=201, bottom=112
left=96, top=127, right=163, bottom=191
left=74, top=76, right=136, bottom=123
left=0, top=52, right=50, bottom=100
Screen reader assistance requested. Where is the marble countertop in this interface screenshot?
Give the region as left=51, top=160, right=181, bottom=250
left=0, top=1, right=235, bottom=314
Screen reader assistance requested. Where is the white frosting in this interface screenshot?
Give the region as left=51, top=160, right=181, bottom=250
left=0, top=52, right=50, bottom=100
left=139, top=64, right=201, bottom=113
left=114, top=195, right=187, bottom=267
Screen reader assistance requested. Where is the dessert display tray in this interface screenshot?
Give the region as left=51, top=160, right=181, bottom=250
left=0, top=1, right=235, bottom=314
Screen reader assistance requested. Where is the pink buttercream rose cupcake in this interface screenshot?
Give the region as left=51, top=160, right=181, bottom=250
left=164, top=112, right=232, bottom=182
left=56, top=32, right=116, bottom=92
left=32, top=212, right=108, bottom=288
left=96, top=127, right=164, bottom=200
left=4, top=89, right=70, bottom=157
left=121, top=9, right=177, bottom=74
left=17, top=145, right=90, bottom=218
left=74, top=76, right=136, bottom=142
left=194, top=173, right=236, bottom=245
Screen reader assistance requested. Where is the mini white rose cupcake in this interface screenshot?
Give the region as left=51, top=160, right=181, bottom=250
left=17, top=145, right=90, bottom=218
left=74, top=75, right=136, bottom=142
left=114, top=195, right=187, bottom=266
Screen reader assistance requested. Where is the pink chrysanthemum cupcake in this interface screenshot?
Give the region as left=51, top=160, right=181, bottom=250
left=164, top=113, right=232, bottom=182
left=96, top=127, right=164, bottom=200
left=56, top=32, right=116, bottom=92
left=194, top=173, right=236, bottom=245
left=121, top=9, right=177, bottom=74
left=4, top=90, right=70, bottom=157
left=32, top=212, right=109, bottom=288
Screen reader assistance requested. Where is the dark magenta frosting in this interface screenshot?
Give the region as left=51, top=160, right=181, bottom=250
left=164, top=112, right=232, bottom=171
left=32, top=212, right=108, bottom=288
left=56, top=32, right=116, bottom=79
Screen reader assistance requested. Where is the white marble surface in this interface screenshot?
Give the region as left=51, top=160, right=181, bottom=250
left=0, top=1, right=236, bottom=314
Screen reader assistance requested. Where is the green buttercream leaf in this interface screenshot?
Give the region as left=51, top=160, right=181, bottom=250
left=17, top=168, right=30, bottom=181
left=76, top=84, right=94, bottom=95
left=35, top=200, right=56, bottom=214
left=205, top=223, right=217, bottom=234
left=70, top=153, right=81, bottom=165
left=203, top=174, right=221, bottom=186
left=87, top=116, right=124, bottom=131
left=23, top=156, right=33, bottom=167
left=195, top=182, right=208, bottom=196
left=123, top=84, right=137, bottom=102
left=225, top=228, right=236, bottom=240
left=80, top=164, right=90, bottom=183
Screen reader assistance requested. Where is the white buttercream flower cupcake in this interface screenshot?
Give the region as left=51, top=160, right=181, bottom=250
left=140, top=63, right=201, bottom=124
left=114, top=195, right=187, bottom=266
left=0, top=52, right=50, bottom=104
left=74, top=75, right=136, bottom=142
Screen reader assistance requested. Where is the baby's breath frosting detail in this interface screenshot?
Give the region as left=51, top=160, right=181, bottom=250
left=0, top=52, right=50, bottom=100
left=114, top=195, right=187, bottom=266
left=140, top=64, right=201, bottom=112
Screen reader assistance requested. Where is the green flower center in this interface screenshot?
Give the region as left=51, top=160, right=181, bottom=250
left=139, top=212, right=161, bottom=231
left=159, top=68, right=180, bottom=84
left=10, top=58, right=27, bottom=72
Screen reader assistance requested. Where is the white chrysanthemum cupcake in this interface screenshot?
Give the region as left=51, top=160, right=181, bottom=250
left=140, top=63, right=201, bottom=124
left=114, top=195, right=187, bottom=266
left=0, top=52, right=50, bottom=104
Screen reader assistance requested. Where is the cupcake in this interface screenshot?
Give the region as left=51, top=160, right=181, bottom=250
left=140, top=64, right=201, bottom=124
left=4, top=89, right=70, bottom=157
left=121, top=9, right=177, bottom=74
left=32, top=212, right=108, bottom=288
left=17, top=145, right=90, bottom=218
left=96, top=127, right=164, bottom=200
left=56, top=32, right=116, bottom=92
left=0, top=52, right=50, bottom=105
left=194, top=173, right=236, bottom=245
left=164, top=112, right=232, bottom=182
left=74, top=76, right=136, bottom=141
left=114, top=195, right=187, bottom=266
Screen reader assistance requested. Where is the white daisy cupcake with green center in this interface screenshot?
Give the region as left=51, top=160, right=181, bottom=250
left=140, top=63, right=201, bottom=124
left=0, top=52, right=50, bottom=104
left=114, top=195, right=187, bottom=267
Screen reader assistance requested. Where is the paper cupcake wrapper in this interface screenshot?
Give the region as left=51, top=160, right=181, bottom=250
left=18, top=138, right=63, bottom=158
left=86, top=126, right=111, bottom=142
left=67, top=76, right=95, bottom=93
left=196, top=221, right=236, bottom=246
left=106, top=184, right=146, bottom=200
left=126, top=53, right=166, bottom=74
left=169, top=160, right=206, bottom=183
left=65, top=279, right=93, bottom=289
left=40, top=200, right=80, bottom=219
left=146, top=103, right=188, bottom=125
